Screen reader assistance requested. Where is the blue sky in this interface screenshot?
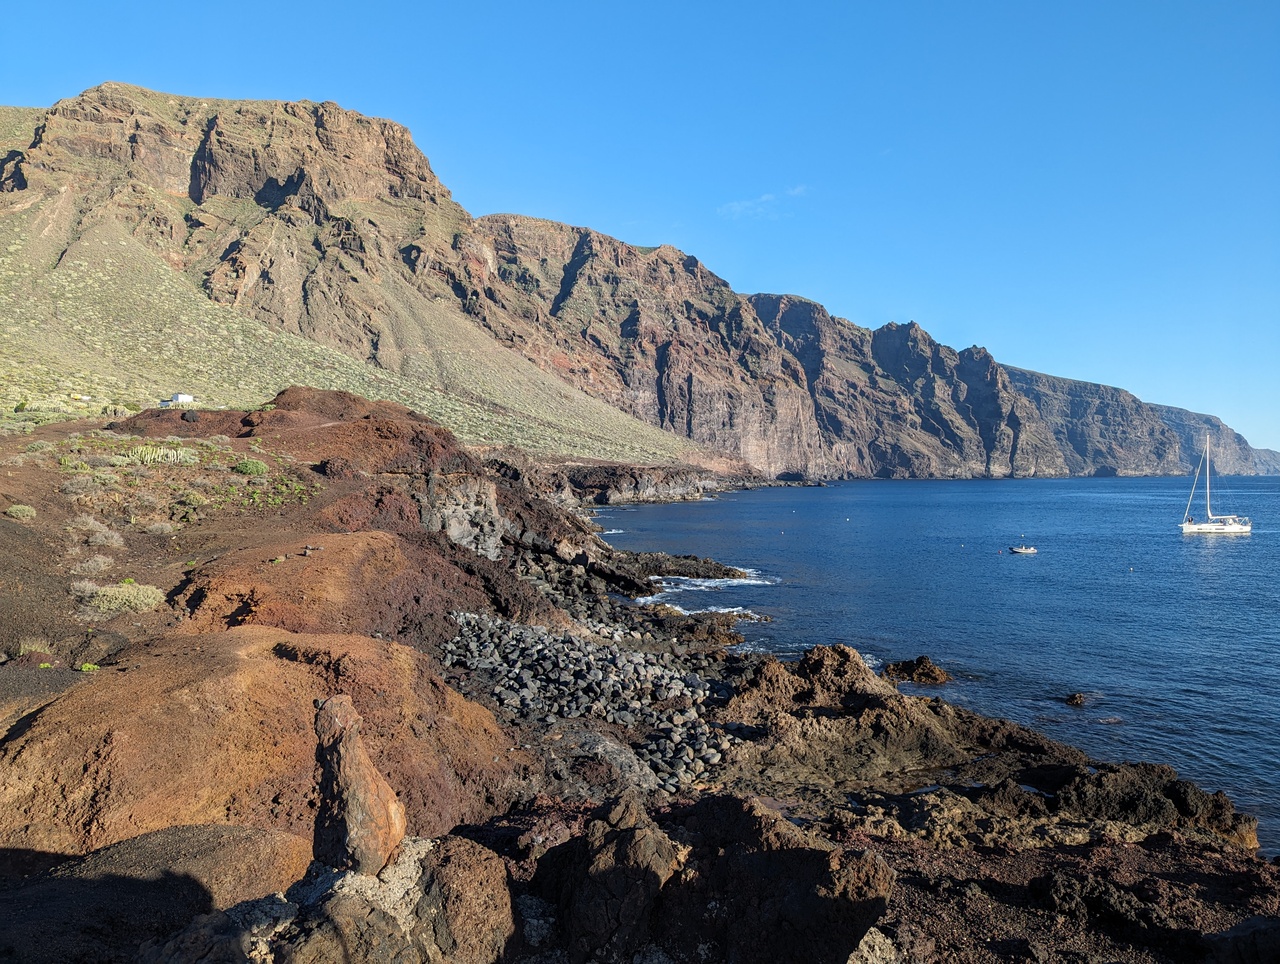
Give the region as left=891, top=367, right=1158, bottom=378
left=6, top=2, right=1278, bottom=447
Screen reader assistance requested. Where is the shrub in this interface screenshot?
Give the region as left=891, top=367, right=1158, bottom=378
left=61, top=476, right=96, bottom=496
left=89, top=582, right=166, bottom=616
left=70, top=579, right=101, bottom=600
left=129, top=445, right=199, bottom=466
left=144, top=522, right=176, bottom=536
left=233, top=458, right=269, bottom=477
left=25, top=440, right=51, bottom=452
left=88, top=528, right=125, bottom=548
left=5, top=504, right=36, bottom=521
left=14, top=639, right=47, bottom=658
left=72, top=554, right=114, bottom=576
left=128, top=492, right=160, bottom=512
left=79, top=663, right=100, bottom=672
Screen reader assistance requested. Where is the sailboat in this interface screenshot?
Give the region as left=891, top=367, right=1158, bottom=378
left=1180, top=433, right=1252, bottom=534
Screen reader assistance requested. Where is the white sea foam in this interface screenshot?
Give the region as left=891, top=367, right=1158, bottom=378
left=601, top=528, right=625, bottom=534
left=649, top=573, right=774, bottom=592
left=636, top=572, right=775, bottom=611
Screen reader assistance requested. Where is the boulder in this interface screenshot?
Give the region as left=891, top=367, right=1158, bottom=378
left=881, top=655, right=952, bottom=684
left=411, top=836, right=516, bottom=963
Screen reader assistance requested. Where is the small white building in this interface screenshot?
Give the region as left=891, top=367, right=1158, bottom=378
left=159, top=393, right=195, bottom=408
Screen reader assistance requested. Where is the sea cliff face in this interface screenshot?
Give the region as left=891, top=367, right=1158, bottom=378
left=1004, top=368, right=1185, bottom=477
left=1150, top=403, right=1280, bottom=475
left=2, top=83, right=1276, bottom=480
left=472, top=216, right=1074, bottom=479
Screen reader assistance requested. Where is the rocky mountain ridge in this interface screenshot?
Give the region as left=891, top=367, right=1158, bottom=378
left=1, top=83, right=1275, bottom=479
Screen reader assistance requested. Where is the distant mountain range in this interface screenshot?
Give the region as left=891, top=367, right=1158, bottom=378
left=2, top=83, right=1275, bottom=477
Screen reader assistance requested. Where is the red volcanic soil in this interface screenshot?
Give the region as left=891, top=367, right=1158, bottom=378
left=1, top=388, right=558, bottom=861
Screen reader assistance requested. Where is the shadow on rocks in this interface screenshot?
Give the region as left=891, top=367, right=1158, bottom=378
left=535, top=792, right=894, bottom=964
left=0, top=866, right=215, bottom=963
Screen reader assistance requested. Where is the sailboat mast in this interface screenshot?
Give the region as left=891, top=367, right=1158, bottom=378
left=1205, top=432, right=1213, bottom=519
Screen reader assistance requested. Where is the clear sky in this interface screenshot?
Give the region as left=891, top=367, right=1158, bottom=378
left=5, top=2, right=1278, bottom=446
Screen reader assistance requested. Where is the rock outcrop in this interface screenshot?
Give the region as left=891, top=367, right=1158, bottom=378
left=536, top=793, right=894, bottom=964
left=313, top=694, right=407, bottom=874
left=882, top=654, right=953, bottom=684
left=710, top=646, right=1259, bottom=851
left=0, top=628, right=530, bottom=855
left=137, top=835, right=517, bottom=964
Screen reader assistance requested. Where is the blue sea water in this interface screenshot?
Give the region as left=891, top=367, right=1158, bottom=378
left=598, top=476, right=1280, bottom=855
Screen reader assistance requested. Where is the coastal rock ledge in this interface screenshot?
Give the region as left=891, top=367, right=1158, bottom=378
left=0, top=388, right=1276, bottom=963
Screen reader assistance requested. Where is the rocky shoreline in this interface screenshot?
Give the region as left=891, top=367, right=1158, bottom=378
left=443, top=612, right=737, bottom=795
left=1, top=388, right=1277, bottom=963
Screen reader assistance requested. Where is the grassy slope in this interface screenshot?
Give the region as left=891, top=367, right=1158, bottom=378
left=0, top=92, right=693, bottom=465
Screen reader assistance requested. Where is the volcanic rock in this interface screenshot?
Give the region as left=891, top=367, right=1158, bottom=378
left=138, top=834, right=515, bottom=964
left=0, top=384, right=1276, bottom=964
left=314, top=694, right=407, bottom=874
left=0, top=824, right=311, bottom=963
left=0, top=627, right=528, bottom=856
left=882, top=655, right=953, bottom=684
left=537, top=793, right=894, bottom=964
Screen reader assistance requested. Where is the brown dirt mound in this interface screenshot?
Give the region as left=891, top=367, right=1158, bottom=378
left=0, top=626, right=532, bottom=856
left=112, top=386, right=475, bottom=477
left=175, top=529, right=489, bottom=642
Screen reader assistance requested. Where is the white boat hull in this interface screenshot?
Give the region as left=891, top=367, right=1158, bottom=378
left=1180, top=519, right=1251, bottom=534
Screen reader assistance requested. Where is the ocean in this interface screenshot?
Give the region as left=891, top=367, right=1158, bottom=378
left=597, top=476, right=1280, bottom=855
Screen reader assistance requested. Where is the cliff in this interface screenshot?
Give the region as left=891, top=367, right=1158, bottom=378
left=1150, top=403, right=1280, bottom=475
left=472, top=216, right=1072, bottom=479
left=0, top=84, right=702, bottom=468
left=1003, top=368, right=1185, bottom=476
left=1, top=83, right=1274, bottom=481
